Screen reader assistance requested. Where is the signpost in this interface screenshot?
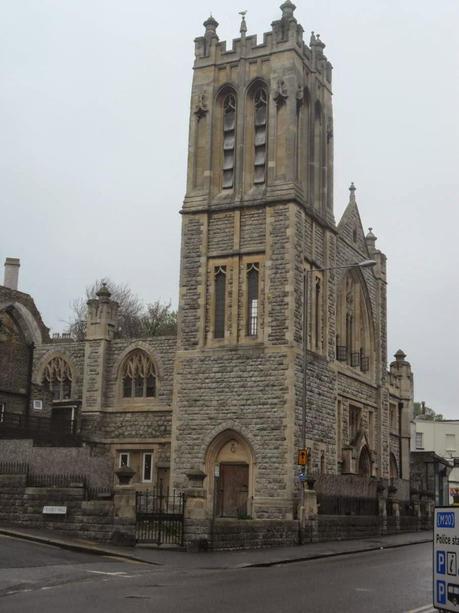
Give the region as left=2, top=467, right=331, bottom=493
left=42, top=506, right=67, bottom=515
left=434, top=507, right=459, bottom=611
left=297, top=449, right=308, bottom=467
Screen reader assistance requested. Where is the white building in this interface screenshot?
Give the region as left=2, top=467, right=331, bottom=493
left=414, top=419, right=458, bottom=503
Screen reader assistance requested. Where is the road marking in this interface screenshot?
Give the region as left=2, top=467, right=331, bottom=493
left=87, top=571, right=128, bottom=576
left=86, top=570, right=137, bottom=578
left=404, top=605, right=435, bottom=613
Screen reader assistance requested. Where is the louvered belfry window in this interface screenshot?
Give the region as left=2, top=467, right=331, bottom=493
left=214, top=266, right=226, bottom=339
left=254, top=88, right=267, bottom=184
left=223, top=94, right=236, bottom=189
left=247, top=263, right=259, bottom=336
left=122, top=350, right=156, bottom=398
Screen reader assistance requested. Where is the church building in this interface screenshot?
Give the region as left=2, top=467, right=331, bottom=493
left=0, top=2, right=415, bottom=544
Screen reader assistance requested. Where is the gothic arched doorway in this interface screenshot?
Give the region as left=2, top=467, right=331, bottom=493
left=205, top=429, right=254, bottom=518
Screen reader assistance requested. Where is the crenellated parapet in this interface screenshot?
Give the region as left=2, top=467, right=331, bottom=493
left=194, top=3, right=332, bottom=88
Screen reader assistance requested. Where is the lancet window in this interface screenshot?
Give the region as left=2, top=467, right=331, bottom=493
left=42, top=357, right=73, bottom=401
left=247, top=263, right=259, bottom=337
left=214, top=266, right=227, bottom=339
left=223, top=94, right=236, bottom=189
left=336, top=273, right=372, bottom=373
left=122, top=350, right=156, bottom=399
left=254, top=88, right=267, bottom=184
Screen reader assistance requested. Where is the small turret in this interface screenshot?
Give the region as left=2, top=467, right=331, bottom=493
left=365, top=227, right=377, bottom=255
left=85, top=283, right=119, bottom=341
left=280, top=0, right=296, bottom=20
left=204, top=15, right=219, bottom=45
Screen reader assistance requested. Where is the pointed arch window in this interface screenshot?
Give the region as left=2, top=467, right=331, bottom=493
left=223, top=94, right=236, bottom=189
left=254, top=88, right=267, bottom=184
left=122, top=350, right=156, bottom=399
left=43, top=357, right=73, bottom=401
left=214, top=266, right=227, bottom=339
left=247, top=263, right=259, bottom=336
left=314, top=277, right=321, bottom=350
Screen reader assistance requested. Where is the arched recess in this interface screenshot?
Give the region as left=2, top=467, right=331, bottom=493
left=211, top=83, right=238, bottom=195
left=204, top=428, right=256, bottom=518
left=336, top=268, right=375, bottom=375
left=243, top=78, right=269, bottom=191
left=297, top=86, right=310, bottom=188
left=33, top=349, right=79, bottom=391
left=312, top=100, right=323, bottom=210
left=358, top=445, right=371, bottom=477
left=0, top=302, right=43, bottom=346
left=390, top=453, right=399, bottom=481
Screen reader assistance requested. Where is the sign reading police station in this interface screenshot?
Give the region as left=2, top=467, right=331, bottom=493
left=434, top=508, right=459, bottom=611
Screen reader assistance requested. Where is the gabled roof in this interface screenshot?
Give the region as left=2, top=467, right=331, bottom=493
left=337, top=183, right=370, bottom=256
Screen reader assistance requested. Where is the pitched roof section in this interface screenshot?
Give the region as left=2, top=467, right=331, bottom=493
left=337, top=183, right=370, bottom=256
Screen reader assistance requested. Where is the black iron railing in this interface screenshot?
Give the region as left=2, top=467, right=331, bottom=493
left=27, top=473, right=86, bottom=488
left=0, top=412, right=80, bottom=445
left=0, top=461, right=29, bottom=474
left=136, top=486, right=185, bottom=546
left=318, top=494, right=379, bottom=516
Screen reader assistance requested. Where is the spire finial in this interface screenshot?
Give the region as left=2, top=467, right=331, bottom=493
left=349, top=182, right=356, bottom=203
left=239, top=10, right=247, bottom=35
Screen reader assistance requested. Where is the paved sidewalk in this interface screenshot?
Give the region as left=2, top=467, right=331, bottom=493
left=0, top=524, right=432, bottom=569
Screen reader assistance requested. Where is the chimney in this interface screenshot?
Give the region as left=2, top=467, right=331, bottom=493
left=3, top=258, right=20, bottom=290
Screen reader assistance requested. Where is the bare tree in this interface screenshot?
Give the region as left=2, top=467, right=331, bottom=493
left=141, top=301, right=177, bottom=337
left=68, top=278, right=176, bottom=340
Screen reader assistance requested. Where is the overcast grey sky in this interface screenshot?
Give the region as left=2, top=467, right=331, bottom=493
left=1, top=1, right=458, bottom=415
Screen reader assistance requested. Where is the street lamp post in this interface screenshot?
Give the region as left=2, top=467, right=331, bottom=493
left=299, top=259, right=376, bottom=525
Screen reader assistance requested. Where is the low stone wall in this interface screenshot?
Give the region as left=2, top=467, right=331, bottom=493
left=0, top=473, right=132, bottom=544
left=210, top=519, right=299, bottom=551
left=315, top=515, right=383, bottom=541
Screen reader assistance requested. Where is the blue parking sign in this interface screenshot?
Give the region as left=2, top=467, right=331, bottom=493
left=437, top=550, right=446, bottom=575
left=436, top=580, right=446, bottom=605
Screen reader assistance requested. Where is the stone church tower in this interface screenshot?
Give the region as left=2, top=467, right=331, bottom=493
left=170, top=1, right=412, bottom=527
left=171, top=2, right=337, bottom=520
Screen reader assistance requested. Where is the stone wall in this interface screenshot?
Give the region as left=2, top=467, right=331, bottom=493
left=0, top=473, right=116, bottom=543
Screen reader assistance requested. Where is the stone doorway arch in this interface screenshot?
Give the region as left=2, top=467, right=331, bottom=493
left=205, top=429, right=255, bottom=519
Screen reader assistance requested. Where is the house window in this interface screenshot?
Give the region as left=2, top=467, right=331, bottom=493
left=122, top=350, right=157, bottom=399
left=214, top=266, right=226, bottom=339
left=349, top=406, right=360, bottom=442
left=119, top=452, right=130, bottom=468
left=415, top=432, right=423, bottom=450
left=254, top=87, right=267, bottom=184
left=446, top=434, right=456, bottom=452
left=223, top=93, right=236, bottom=189
left=42, top=356, right=73, bottom=401
left=247, top=263, right=259, bottom=337
left=142, top=452, right=153, bottom=483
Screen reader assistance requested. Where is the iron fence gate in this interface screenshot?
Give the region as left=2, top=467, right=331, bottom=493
left=136, top=486, right=185, bottom=546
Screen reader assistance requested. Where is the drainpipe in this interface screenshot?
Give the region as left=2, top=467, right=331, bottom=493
left=25, top=342, right=35, bottom=429
left=398, top=401, right=403, bottom=479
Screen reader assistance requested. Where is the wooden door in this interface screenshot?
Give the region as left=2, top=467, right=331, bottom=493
left=218, top=463, right=249, bottom=517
